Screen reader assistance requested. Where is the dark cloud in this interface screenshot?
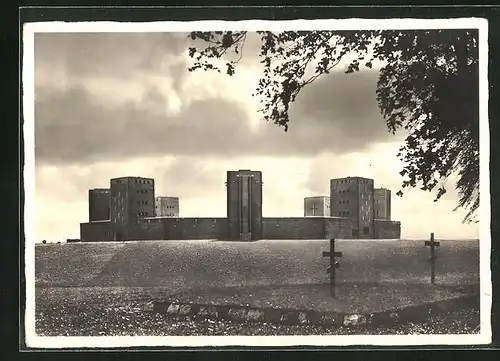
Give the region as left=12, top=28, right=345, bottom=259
left=35, top=32, right=189, bottom=78
left=35, top=85, right=249, bottom=164
left=34, top=32, right=404, bottom=165
left=289, top=70, right=402, bottom=150
left=34, top=75, right=401, bottom=164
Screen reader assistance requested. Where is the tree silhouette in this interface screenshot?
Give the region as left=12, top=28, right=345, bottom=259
left=187, top=30, right=479, bottom=223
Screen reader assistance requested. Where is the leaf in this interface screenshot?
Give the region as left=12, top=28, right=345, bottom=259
left=185, top=29, right=479, bottom=223
left=222, top=32, right=233, bottom=48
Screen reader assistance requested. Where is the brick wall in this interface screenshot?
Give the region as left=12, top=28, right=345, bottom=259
left=80, top=221, right=116, bottom=242
left=330, top=177, right=375, bottom=238
left=81, top=218, right=229, bottom=241
left=132, top=218, right=164, bottom=240
left=324, top=217, right=354, bottom=239
left=357, top=178, right=375, bottom=238
left=161, top=218, right=228, bottom=240
left=262, top=217, right=326, bottom=239
left=81, top=216, right=398, bottom=241
left=374, top=188, right=391, bottom=220
left=110, top=180, right=128, bottom=226
left=374, top=219, right=401, bottom=239
left=155, top=196, right=179, bottom=217
left=127, top=178, right=155, bottom=221
left=88, top=189, right=110, bottom=222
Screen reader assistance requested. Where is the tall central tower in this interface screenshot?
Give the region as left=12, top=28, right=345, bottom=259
left=226, top=170, right=263, bottom=241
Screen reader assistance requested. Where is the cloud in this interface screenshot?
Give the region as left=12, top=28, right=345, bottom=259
left=34, top=81, right=402, bottom=165
left=35, top=32, right=188, bottom=78
left=154, top=157, right=226, bottom=199
left=289, top=69, right=403, bottom=148
left=303, top=142, right=465, bottom=201
left=34, top=151, right=478, bottom=242
left=299, top=144, right=478, bottom=239
left=34, top=85, right=253, bottom=164
left=34, top=32, right=405, bottom=166
left=31, top=31, right=479, bottom=242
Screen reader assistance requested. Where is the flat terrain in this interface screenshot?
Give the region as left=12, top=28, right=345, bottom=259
left=35, top=239, right=480, bottom=289
left=168, top=282, right=479, bottom=313
left=33, top=239, right=480, bottom=336
left=35, top=286, right=480, bottom=336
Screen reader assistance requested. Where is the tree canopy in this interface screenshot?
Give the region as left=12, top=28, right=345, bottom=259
left=187, top=30, right=479, bottom=223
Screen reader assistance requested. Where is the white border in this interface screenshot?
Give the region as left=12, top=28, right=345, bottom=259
left=23, top=18, right=491, bottom=348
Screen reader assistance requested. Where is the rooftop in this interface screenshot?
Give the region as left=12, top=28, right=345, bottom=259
left=111, top=176, right=154, bottom=181
left=331, top=176, right=374, bottom=181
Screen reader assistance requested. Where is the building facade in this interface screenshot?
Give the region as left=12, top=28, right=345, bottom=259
left=155, top=196, right=180, bottom=217
left=110, top=176, right=155, bottom=239
left=226, top=170, right=263, bottom=241
left=374, top=188, right=392, bottom=220
left=330, top=176, right=375, bottom=238
left=80, top=172, right=401, bottom=242
left=304, top=196, right=331, bottom=217
left=88, top=188, right=110, bottom=222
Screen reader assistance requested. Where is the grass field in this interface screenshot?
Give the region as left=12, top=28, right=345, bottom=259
left=169, top=282, right=479, bottom=313
left=35, top=239, right=480, bottom=289
left=35, top=286, right=480, bottom=336
left=35, top=242, right=125, bottom=287
left=33, top=239, right=480, bottom=337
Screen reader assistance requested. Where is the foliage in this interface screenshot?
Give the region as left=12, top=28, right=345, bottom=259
left=187, top=30, right=480, bottom=223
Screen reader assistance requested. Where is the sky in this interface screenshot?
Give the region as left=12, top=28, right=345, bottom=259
left=32, top=31, right=479, bottom=242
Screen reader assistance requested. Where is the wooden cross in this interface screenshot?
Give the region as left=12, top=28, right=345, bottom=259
left=322, top=238, right=343, bottom=297
left=424, top=232, right=440, bottom=284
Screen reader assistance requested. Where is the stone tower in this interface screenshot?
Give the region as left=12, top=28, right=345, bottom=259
left=226, top=170, right=263, bottom=241
left=88, top=188, right=110, bottom=222
left=374, top=188, right=392, bottom=220
left=330, top=176, right=375, bottom=238
left=110, top=176, right=155, bottom=240
left=304, top=196, right=331, bottom=217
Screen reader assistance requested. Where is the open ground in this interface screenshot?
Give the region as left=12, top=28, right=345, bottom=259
left=34, top=239, right=480, bottom=336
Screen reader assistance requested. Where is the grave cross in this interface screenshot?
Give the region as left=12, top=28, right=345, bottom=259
left=322, top=238, right=343, bottom=297
left=424, top=232, right=440, bottom=284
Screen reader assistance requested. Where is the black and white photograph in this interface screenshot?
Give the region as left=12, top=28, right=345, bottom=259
left=23, top=18, right=491, bottom=348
